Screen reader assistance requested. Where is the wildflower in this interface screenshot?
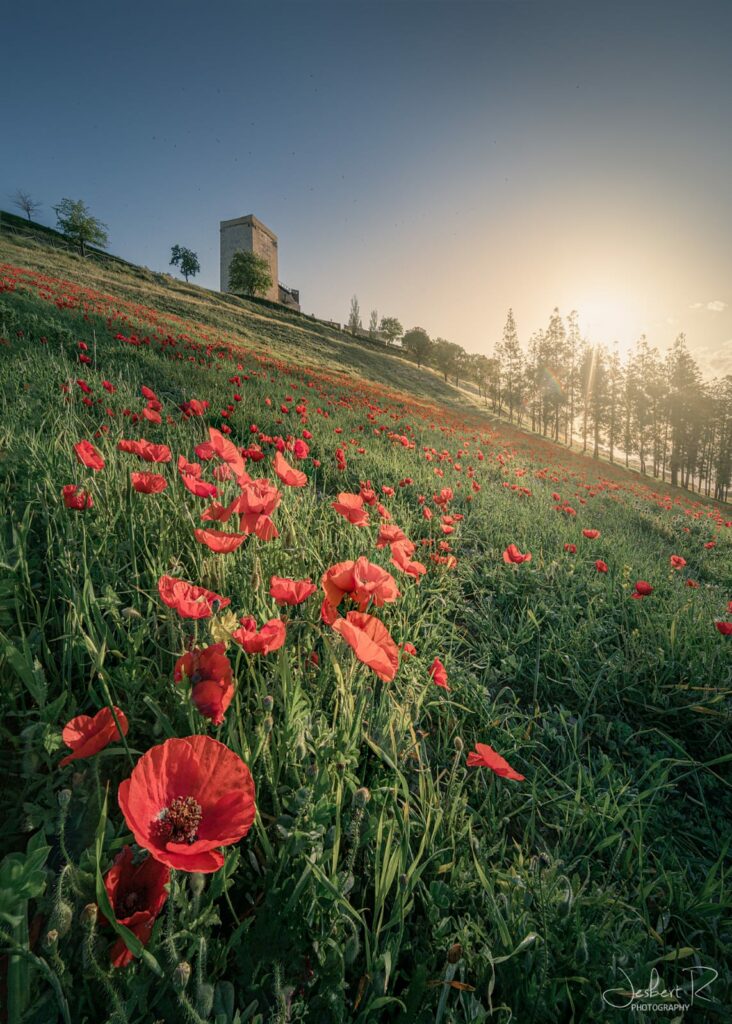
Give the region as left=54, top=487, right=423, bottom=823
left=502, top=544, right=532, bottom=565
left=74, top=440, right=105, bottom=472
left=466, top=742, right=524, bottom=780
left=429, top=657, right=450, bottom=690
left=332, top=611, right=399, bottom=682
left=101, top=846, right=169, bottom=967
left=157, top=576, right=230, bottom=619
left=174, top=644, right=234, bottom=725
left=232, top=615, right=287, bottom=654
left=269, top=576, right=317, bottom=605
left=59, top=706, right=128, bottom=767
left=118, top=735, right=256, bottom=872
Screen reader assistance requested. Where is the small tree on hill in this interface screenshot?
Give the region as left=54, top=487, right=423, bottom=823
left=347, top=295, right=362, bottom=335
left=13, top=190, right=42, bottom=222
left=402, top=327, right=432, bottom=369
left=170, top=244, right=201, bottom=283
left=368, top=309, right=378, bottom=337
left=379, top=316, right=403, bottom=346
left=228, top=250, right=272, bottom=297
left=53, top=198, right=108, bottom=257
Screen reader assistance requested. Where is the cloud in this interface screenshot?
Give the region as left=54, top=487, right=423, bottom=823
left=689, top=299, right=727, bottom=312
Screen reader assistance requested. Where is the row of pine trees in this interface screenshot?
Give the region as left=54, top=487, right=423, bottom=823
left=404, top=309, right=731, bottom=502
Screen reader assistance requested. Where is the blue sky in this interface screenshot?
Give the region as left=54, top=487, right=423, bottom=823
left=4, top=0, right=732, bottom=374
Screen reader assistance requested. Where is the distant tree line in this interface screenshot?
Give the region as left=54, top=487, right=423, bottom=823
left=349, top=294, right=732, bottom=500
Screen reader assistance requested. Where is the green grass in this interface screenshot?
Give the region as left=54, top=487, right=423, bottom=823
left=0, top=235, right=730, bottom=1024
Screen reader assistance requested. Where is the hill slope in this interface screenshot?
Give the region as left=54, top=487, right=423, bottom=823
left=1, top=233, right=731, bottom=1023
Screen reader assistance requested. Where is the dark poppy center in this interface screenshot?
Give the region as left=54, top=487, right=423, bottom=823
left=154, top=795, right=203, bottom=844
left=121, top=890, right=141, bottom=914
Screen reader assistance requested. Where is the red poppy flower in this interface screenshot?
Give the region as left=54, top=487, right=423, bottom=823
left=131, top=472, right=167, bottom=494
left=118, top=439, right=172, bottom=463
left=101, top=846, right=170, bottom=967
left=157, top=576, right=230, bottom=619
left=704, top=542, right=716, bottom=550
left=714, top=621, right=732, bottom=636
left=178, top=455, right=202, bottom=478
left=234, top=479, right=282, bottom=540
left=391, top=540, right=428, bottom=580
left=232, top=615, right=287, bottom=654
left=670, top=555, right=686, bottom=570
left=686, top=578, right=699, bottom=588
left=193, top=528, right=246, bottom=554
left=60, top=706, right=129, bottom=767
left=118, top=735, right=256, bottom=872
left=208, top=427, right=248, bottom=481
left=582, top=529, right=601, bottom=540
left=174, top=644, right=234, bottom=725
left=269, top=576, right=317, bottom=605
left=564, top=543, right=577, bottom=553
left=74, top=440, right=105, bottom=472
left=376, top=525, right=410, bottom=550
left=332, top=611, right=399, bottom=682
left=332, top=493, right=370, bottom=527
left=273, top=450, right=307, bottom=487
left=502, top=544, right=532, bottom=565
left=595, top=560, right=608, bottom=573
left=321, top=557, right=400, bottom=610
left=631, top=580, right=653, bottom=599
left=400, top=641, right=417, bottom=658
left=466, top=742, right=524, bottom=780
left=62, top=484, right=94, bottom=510
left=429, top=657, right=450, bottom=690
left=181, top=473, right=218, bottom=499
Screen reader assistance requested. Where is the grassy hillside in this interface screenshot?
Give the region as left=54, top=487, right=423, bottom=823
left=1, top=233, right=730, bottom=1024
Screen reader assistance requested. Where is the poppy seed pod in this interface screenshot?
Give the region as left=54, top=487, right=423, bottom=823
left=354, top=787, right=371, bottom=807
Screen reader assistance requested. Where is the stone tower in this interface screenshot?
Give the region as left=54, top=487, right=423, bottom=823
left=220, top=214, right=279, bottom=302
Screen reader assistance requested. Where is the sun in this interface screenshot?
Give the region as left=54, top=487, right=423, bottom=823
left=575, top=292, right=647, bottom=356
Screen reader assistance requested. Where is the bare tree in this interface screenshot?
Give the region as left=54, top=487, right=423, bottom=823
left=13, top=190, right=42, bottom=221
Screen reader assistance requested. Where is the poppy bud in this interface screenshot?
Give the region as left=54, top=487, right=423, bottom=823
left=399, top=873, right=408, bottom=888
left=263, top=715, right=274, bottom=734
left=262, top=695, right=274, bottom=712
left=57, top=789, right=72, bottom=808
left=43, top=929, right=59, bottom=950
left=354, top=787, right=371, bottom=807
left=80, top=903, right=98, bottom=929
left=447, top=943, right=463, bottom=964
left=189, top=873, right=205, bottom=898
left=51, top=900, right=73, bottom=938
left=173, top=961, right=192, bottom=991
left=453, top=736, right=464, bottom=752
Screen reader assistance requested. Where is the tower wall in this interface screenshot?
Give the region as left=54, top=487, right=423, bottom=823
left=220, top=215, right=279, bottom=302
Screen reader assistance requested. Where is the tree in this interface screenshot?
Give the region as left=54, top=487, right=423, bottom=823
left=379, top=316, right=403, bottom=345
left=228, top=250, right=272, bottom=297
left=433, top=338, right=458, bottom=382
left=402, top=327, right=432, bottom=369
left=53, top=198, right=108, bottom=257
left=13, top=190, right=41, bottom=222
left=170, top=244, right=201, bottom=283
left=347, top=295, right=362, bottom=335
left=368, top=309, right=378, bottom=337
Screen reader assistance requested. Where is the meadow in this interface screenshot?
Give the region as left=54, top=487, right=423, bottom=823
left=0, top=234, right=730, bottom=1023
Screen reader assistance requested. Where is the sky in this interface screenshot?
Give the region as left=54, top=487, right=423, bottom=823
left=4, top=0, right=732, bottom=377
